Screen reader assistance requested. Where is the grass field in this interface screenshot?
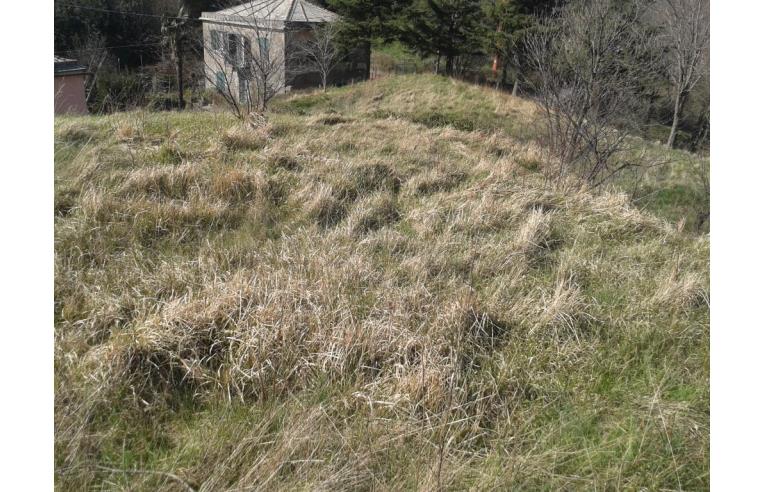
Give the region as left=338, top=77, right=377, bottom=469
left=55, top=74, right=709, bottom=490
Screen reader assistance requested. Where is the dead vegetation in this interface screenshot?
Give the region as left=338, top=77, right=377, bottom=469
left=55, top=75, right=708, bottom=490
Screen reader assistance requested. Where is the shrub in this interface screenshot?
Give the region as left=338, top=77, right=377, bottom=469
left=89, top=70, right=150, bottom=113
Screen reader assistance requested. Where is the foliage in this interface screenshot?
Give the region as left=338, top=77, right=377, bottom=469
left=483, top=0, right=559, bottom=88
left=397, top=0, right=486, bottom=75
left=327, top=0, right=412, bottom=78
left=88, top=69, right=152, bottom=112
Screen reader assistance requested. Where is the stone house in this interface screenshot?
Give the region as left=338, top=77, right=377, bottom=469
left=200, top=0, right=368, bottom=103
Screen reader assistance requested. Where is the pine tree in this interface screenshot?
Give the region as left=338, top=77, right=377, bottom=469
left=327, top=0, right=412, bottom=79
left=400, top=0, right=486, bottom=76
left=484, top=0, right=558, bottom=91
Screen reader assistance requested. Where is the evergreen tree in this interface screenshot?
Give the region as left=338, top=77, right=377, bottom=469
left=484, top=0, right=558, bottom=91
left=399, top=0, right=486, bottom=75
left=327, top=0, right=412, bottom=78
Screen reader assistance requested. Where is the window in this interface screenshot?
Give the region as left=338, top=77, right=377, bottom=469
left=211, top=30, right=222, bottom=52
left=215, top=71, right=226, bottom=91
left=257, top=38, right=269, bottom=61
left=227, top=33, right=238, bottom=63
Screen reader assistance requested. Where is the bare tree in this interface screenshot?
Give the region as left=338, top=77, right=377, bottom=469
left=655, top=0, right=710, bottom=148
left=162, top=17, right=188, bottom=109
left=160, top=1, right=213, bottom=110
left=70, top=33, right=110, bottom=106
left=197, top=7, right=292, bottom=122
left=292, top=23, right=342, bottom=93
left=524, top=0, right=661, bottom=187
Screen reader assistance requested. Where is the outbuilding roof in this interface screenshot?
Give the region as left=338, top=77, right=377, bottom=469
left=54, top=56, right=87, bottom=76
left=201, top=0, right=338, bottom=25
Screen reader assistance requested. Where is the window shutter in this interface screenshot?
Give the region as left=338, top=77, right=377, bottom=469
left=258, top=38, right=269, bottom=61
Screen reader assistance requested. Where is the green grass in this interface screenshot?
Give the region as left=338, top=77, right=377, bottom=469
left=272, top=74, right=541, bottom=141
left=55, top=75, right=708, bottom=490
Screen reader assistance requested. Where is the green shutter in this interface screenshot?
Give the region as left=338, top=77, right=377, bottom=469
left=258, top=38, right=269, bottom=60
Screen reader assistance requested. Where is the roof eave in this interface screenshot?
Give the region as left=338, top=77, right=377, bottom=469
left=201, top=12, right=287, bottom=28
left=55, top=69, right=89, bottom=76
left=200, top=1, right=339, bottom=24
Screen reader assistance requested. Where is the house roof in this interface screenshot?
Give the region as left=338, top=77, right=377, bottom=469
left=201, top=0, right=338, bottom=25
left=54, top=56, right=87, bottom=76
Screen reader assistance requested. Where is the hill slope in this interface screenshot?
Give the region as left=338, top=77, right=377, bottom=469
left=55, top=75, right=709, bottom=490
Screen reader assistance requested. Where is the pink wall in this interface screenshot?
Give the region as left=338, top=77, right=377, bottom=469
left=54, top=74, right=88, bottom=115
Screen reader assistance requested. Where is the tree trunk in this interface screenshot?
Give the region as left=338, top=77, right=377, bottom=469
left=667, top=90, right=685, bottom=148
left=493, top=21, right=503, bottom=85
left=435, top=52, right=441, bottom=75
left=85, top=52, right=107, bottom=105
left=175, top=29, right=186, bottom=110
left=445, top=56, right=454, bottom=76
left=495, top=61, right=504, bottom=90
left=362, top=40, right=371, bottom=80
left=512, top=79, right=518, bottom=97
left=499, top=63, right=508, bottom=90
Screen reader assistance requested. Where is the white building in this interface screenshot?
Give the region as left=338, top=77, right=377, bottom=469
left=201, top=0, right=368, bottom=103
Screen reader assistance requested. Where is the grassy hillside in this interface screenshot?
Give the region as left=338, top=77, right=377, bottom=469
left=55, top=75, right=709, bottom=490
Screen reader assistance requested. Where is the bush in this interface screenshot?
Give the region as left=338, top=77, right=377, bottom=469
left=89, top=69, right=151, bottom=113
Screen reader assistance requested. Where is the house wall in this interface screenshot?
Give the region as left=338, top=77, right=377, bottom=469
left=54, top=74, right=88, bottom=115
left=202, top=20, right=371, bottom=98
left=202, top=20, right=286, bottom=102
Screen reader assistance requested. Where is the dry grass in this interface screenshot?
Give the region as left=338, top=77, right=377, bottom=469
left=55, top=75, right=709, bottom=491
left=221, top=124, right=270, bottom=151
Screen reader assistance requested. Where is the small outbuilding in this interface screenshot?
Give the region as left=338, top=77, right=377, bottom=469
left=54, top=57, right=88, bottom=115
